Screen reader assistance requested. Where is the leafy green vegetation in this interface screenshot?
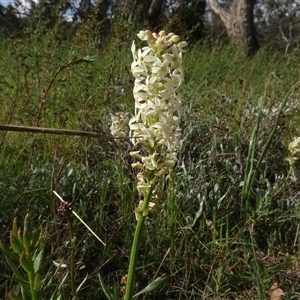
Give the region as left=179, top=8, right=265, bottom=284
left=1, top=17, right=300, bottom=300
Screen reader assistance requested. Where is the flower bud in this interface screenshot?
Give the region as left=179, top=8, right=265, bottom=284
left=170, top=35, right=180, bottom=43
left=158, top=30, right=166, bottom=37
left=166, top=32, right=175, bottom=39
left=137, top=30, right=151, bottom=41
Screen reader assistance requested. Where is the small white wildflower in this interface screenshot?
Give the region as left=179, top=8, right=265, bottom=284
left=151, top=59, right=170, bottom=81
left=287, top=137, right=300, bottom=165
left=289, top=137, right=300, bottom=156
left=110, top=112, right=129, bottom=137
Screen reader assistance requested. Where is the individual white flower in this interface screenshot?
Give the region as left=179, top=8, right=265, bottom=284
left=166, top=93, right=182, bottom=113
left=162, top=45, right=182, bottom=69
left=158, top=89, right=173, bottom=101
left=155, top=36, right=171, bottom=51
left=135, top=101, right=152, bottom=124
left=177, top=41, right=188, bottom=52
left=164, top=73, right=183, bottom=91
left=136, top=47, right=156, bottom=69
left=142, top=154, right=159, bottom=170
left=130, top=150, right=144, bottom=160
left=133, top=82, right=147, bottom=94
left=131, top=62, right=148, bottom=78
left=131, top=162, right=144, bottom=170
left=151, top=59, right=170, bottom=81
left=144, top=76, right=162, bottom=96
left=144, top=97, right=168, bottom=121
left=138, top=124, right=162, bottom=148
left=130, top=123, right=157, bottom=148
left=152, top=119, right=172, bottom=142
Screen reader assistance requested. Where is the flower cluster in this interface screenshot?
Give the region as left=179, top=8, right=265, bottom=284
left=287, top=137, right=300, bottom=165
left=110, top=112, right=129, bottom=138
left=129, top=30, right=187, bottom=218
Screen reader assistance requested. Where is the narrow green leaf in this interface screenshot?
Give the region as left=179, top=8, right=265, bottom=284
left=17, top=229, right=23, bottom=247
left=31, top=229, right=40, bottom=248
left=0, top=239, right=21, bottom=262
left=44, top=272, right=67, bottom=300
left=49, top=291, right=62, bottom=300
left=22, top=230, right=31, bottom=253
left=33, top=248, right=44, bottom=273
left=1, top=274, right=30, bottom=285
left=20, top=285, right=32, bottom=300
left=98, top=273, right=115, bottom=300
left=12, top=218, right=21, bottom=243
left=57, top=272, right=69, bottom=290
left=133, top=275, right=170, bottom=298
left=76, top=273, right=88, bottom=293
left=24, top=214, right=31, bottom=232
left=20, top=252, right=32, bottom=274
left=8, top=293, right=23, bottom=300
left=10, top=231, right=24, bottom=254
left=37, top=233, right=45, bottom=252
left=4, top=255, right=26, bottom=282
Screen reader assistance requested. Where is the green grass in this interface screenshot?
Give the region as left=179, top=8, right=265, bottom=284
left=1, top=18, right=300, bottom=300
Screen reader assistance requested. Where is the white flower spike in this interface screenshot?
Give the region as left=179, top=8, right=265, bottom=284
left=129, top=29, right=187, bottom=217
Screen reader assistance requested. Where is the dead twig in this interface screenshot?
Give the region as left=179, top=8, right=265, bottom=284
left=0, top=124, right=128, bottom=140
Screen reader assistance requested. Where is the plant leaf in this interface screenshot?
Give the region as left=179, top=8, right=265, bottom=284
left=133, top=275, right=170, bottom=298
left=76, top=273, right=88, bottom=293
left=8, top=293, right=23, bottom=300
left=98, top=273, right=115, bottom=300
left=33, top=248, right=44, bottom=273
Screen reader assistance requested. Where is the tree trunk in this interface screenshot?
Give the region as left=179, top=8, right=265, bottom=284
left=208, top=0, right=258, bottom=56
left=134, top=0, right=165, bottom=29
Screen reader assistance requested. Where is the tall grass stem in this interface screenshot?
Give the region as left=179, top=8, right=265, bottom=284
left=124, top=186, right=153, bottom=300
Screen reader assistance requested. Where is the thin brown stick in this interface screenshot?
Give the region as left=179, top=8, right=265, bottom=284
left=0, top=124, right=129, bottom=140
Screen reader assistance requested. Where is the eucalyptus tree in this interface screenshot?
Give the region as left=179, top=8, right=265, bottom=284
left=208, top=0, right=258, bottom=55
left=169, top=0, right=207, bottom=41
left=130, top=0, right=166, bottom=28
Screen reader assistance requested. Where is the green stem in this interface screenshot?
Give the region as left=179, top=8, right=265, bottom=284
left=168, top=169, right=175, bottom=257
left=27, top=252, right=38, bottom=300
left=124, top=186, right=153, bottom=300
left=241, top=80, right=300, bottom=215
left=67, top=213, right=77, bottom=299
